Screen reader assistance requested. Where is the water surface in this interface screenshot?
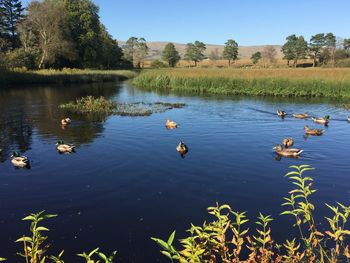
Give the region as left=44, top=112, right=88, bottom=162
left=0, top=81, right=349, bottom=262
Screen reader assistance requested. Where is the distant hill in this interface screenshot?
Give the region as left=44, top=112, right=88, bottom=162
left=119, top=41, right=283, bottom=60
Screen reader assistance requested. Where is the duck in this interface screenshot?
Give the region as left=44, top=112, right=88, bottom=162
left=293, top=113, right=309, bottom=119
left=347, top=116, right=350, bottom=122
left=176, top=141, right=188, bottom=155
left=165, top=119, right=178, bottom=129
left=273, top=144, right=303, bottom=157
left=282, top=138, right=294, bottom=148
left=61, top=118, right=71, bottom=126
left=277, top=110, right=286, bottom=117
left=11, top=151, right=29, bottom=167
left=304, top=125, right=324, bottom=136
left=56, top=140, right=75, bottom=153
left=312, top=115, right=330, bottom=125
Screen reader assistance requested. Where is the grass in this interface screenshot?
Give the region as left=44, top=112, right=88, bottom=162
left=133, top=68, right=350, bottom=98
left=0, top=68, right=137, bottom=87
left=59, top=96, right=186, bottom=116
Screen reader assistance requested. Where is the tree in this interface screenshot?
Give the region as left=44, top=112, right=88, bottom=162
left=250, top=51, right=261, bottom=64
left=309, top=33, right=326, bottom=67
left=281, top=35, right=308, bottom=67
left=344, top=38, right=350, bottom=57
left=281, top=34, right=297, bottom=66
left=123, top=37, right=148, bottom=68
left=222, top=39, right=238, bottom=66
left=0, top=0, right=24, bottom=49
left=261, top=46, right=277, bottom=66
left=64, top=0, right=102, bottom=68
left=325, top=32, right=336, bottom=64
left=99, top=24, right=123, bottom=69
left=184, top=41, right=206, bottom=66
left=134, top=37, right=148, bottom=68
left=25, top=0, right=76, bottom=69
left=162, top=42, right=180, bottom=67
left=294, top=36, right=308, bottom=66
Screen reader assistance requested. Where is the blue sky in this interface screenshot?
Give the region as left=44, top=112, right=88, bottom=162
left=22, top=0, right=350, bottom=45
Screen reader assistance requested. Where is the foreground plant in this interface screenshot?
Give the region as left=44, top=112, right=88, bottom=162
left=152, top=165, right=350, bottom=262
left=4, top=211, right=116, bottom=262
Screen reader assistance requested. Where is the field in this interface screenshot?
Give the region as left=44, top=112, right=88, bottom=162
left=133, top=68, right=350, bottom=98
left=0, top=69, right=137, bottom=87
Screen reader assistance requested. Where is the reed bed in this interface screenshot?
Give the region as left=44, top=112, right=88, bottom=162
left=133, top=68, right=350, bottom=98
left=0, top=69, right=137, bottom=87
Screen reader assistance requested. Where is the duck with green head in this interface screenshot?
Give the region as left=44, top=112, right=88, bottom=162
left=11, top=151, right=29, bottom=167
left=56, top=140, right=75, bottom=153
left=312, top=115, right=330, bottom=125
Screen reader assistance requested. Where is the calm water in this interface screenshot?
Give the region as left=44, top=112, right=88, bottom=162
left=0, top=81, right=350, bottom=262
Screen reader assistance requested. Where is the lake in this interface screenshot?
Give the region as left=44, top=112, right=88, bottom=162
left=0, top=80, right=349, bottom=262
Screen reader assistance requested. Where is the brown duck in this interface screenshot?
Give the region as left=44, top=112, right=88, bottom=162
left=304, top=125, right=324, bottom=136
left=273, top=144, right=303, bottom=157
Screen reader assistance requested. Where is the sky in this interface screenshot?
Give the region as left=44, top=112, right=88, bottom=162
left=22, top=0, right=350, bottom=46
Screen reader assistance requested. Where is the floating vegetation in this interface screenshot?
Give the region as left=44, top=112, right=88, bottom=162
left=59, top=96, right=186, bottom=117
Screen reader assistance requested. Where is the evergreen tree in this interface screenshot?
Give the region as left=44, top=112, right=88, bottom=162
left=184, top=41, right=206, bottom=66
left=222, top=39, right=238, bottom=66
left=0, top=0, right=24, bottom=49
left=162, top=42, right=180, bottom=67
left=250, top=51, right=261, bottom=64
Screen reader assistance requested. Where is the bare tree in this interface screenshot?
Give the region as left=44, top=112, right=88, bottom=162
left=261, top=46, right=277, bottom=67
left=209, top=48, right=219, bottom=61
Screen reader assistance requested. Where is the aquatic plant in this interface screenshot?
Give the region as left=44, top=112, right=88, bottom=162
left=59, top=96, right=116, bottom=114
left=10, top=211, right=116, bottom=263
left=151, top=165, right=350, bottom=262
left=133, top=68, right=350, bottom=98
left=59, top=96, right=186, bottom=116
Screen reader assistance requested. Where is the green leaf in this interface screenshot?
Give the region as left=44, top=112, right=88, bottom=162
left=15, top=236, right=32, bottom=243
left=167, top=231, right=176, bottom=245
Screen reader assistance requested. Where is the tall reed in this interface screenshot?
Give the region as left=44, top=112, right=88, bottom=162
left=133, top=68, right=350, bottom=98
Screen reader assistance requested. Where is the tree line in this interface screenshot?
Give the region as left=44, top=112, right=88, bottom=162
left=0, top=0, right=149, bottom=70
left=1, top=0, right=349, bottom=69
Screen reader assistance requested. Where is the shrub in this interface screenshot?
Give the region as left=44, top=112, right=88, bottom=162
left=150, top=59, right=168, bottom=68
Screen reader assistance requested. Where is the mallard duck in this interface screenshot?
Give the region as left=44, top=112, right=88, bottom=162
left=176, top=141, right=188, bottom=155
left=312, top=115, right=330, bottom=124
left=293, top=113, right=309, bottom=119
left=282, top=138, right=294, bottom=148
left=11, top=151, right=29, bottom=167
left=56, top=140, right=75, bottom=153
left=304, top=125, right=323, bottom=136
left=277, top=110, right=286, bottom=117
left=61, top=118, right=71, bottom=126
left=273, top=144, right=303, bottom=157
left=166, top=119, right=178, bottom=129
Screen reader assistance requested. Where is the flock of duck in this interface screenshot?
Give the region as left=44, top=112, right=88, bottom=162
left=4, top=118, right=76, bottom=168
left=3, top=117, right=188, bottom=168
left=274, top=111, right=348, bottom=158
left=3, top=110, right=350, bottom=167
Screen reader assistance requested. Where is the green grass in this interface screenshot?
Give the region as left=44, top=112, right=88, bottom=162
left=133, top=68, right=350, bottom=98
left=0, top=68, right=137, bottom=87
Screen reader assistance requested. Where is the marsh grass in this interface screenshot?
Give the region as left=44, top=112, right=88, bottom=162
left=59, top=96, right=186, bottom=116
left=0, top=68, right=137, bottom=87
left=133, top=68, right=350, bottom=98
left=152, top=165, right=350, bottom=263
